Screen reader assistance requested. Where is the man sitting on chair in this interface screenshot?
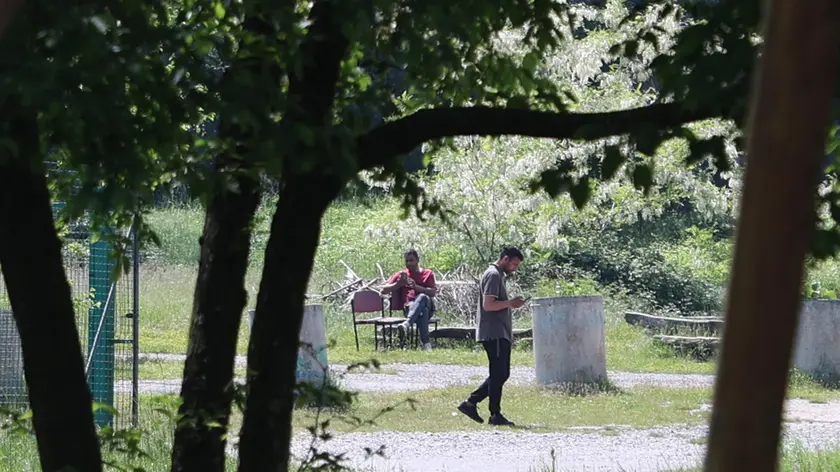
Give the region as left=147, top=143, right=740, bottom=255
left=381, top=249, right=437, bottom=351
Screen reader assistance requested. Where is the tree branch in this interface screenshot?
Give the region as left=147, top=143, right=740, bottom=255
left=356, top=103, right=725, bottom=171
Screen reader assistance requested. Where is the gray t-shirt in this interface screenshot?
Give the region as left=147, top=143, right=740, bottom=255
left=476, top=264, right=511, bottom=342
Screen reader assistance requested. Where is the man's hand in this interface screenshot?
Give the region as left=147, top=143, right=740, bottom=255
left=509, top=296, right=526, bottom=309
left=406, top=277, right=416, bottom=289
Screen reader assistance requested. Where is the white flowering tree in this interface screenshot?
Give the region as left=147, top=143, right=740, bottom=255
left=359, top=1, right=743, bottom=314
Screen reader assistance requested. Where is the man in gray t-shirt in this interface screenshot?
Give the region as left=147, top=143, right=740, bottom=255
left=457, top=246, right=526, bottom=427
left=476, top=263, right=512, bottom=343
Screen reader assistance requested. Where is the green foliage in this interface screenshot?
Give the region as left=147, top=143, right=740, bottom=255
left=560, top=220, right=729, bottom=314
left=0, top=403, right=187, bottom=472
left=803, top=259, right=840, bottom=300
left=143, top=203, right=206, bottom=266
left=147, top=187, right=735, bottom=313
left=353, top=12, right=741, bottom=310
left=534, top=276, right=600, bottom=298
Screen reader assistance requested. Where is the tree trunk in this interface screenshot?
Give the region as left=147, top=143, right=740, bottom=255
left=0, top=102, right=103, bottom=472
left=704, top=0, right=840, bottom=470
left=237, top=173, right=343, bottom=472
left=170, top=11, right=281, bottom=470
left=170, top=169, right=260, bottom=472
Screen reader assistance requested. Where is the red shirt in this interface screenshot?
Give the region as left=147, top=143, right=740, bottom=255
left=387, top=268, right=436, bottom=308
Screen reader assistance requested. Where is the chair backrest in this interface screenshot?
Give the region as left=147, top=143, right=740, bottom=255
left=352, top=290, right=384, bottom=315
left=389, top=290, right=406, bottom=315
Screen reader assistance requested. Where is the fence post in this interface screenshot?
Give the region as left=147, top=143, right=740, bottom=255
left=131, top=225, right=140, bottom=428
left=88, top=229, right=115, bottom=427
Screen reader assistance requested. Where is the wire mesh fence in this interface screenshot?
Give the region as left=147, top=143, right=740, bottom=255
left=0, top=204, right=139, bottom=429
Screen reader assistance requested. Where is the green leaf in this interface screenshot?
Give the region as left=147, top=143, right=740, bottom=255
left=632, top=125, right=663, bottom=156
left=810, top=228, right=840, bottom=260
left=601, top=146, right=625, bottom=180
left=532, top=168, right=571, bottom=198
left=569, top=177, right=591, bottom=209
left=522, top=51, right=540, bottom=72
left=687, top=136, right=727, bottom=169
left=830, top=203, right=840, bottom=223
left=631, top=163, right=654, bottom=195
left=357, top=74, right=373, bottom=92
left=213, top=2, right=226, bottom=19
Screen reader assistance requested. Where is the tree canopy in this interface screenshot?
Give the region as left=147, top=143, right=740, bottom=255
left=2, top=1, right=839, bottom=472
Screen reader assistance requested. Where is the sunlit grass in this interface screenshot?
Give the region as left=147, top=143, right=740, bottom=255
left=291, top=385, right=713, bottom=433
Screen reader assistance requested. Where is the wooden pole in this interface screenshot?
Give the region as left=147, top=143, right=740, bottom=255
left=705, top=0, right=840, bottom=470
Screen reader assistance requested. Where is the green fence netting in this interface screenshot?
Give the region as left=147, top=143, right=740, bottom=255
left=0, top=203, right=139, bottom=429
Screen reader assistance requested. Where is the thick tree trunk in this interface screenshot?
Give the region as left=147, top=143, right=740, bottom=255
left=170, top=170, right=260, bottom=472
left=237, top=174, right=343, bottom=472
left=170, top=11, right=281, bottom=470
left=704, top=0, right=840, bottom=470
left=0, top=104, right=102, bottom=472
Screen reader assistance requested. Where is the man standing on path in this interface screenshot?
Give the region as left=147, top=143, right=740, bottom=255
left=381, top=249, right=438, bottom=351
left=458, top=246, right=526, bottom=426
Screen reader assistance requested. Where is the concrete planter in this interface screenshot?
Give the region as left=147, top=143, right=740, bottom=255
left=793, top=299, right=840, bottom=380
left=531, top=296, right=607, bottom=385
left=247, top=304, right=329, bottom=388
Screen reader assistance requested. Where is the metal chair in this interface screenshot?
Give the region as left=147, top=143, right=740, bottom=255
left=351, top=290, right=406, bottom=350
left=388, top=291, right=440, bottom=349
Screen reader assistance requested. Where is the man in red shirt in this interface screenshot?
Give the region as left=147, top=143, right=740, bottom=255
left=381, top=249, right=437, bottom=351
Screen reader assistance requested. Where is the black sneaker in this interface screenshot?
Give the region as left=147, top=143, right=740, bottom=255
left=457, top=401, right=484, bottom=424
left=488, top=413, right=515, bottom=426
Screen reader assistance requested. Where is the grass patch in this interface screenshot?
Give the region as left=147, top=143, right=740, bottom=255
left=0, top=400, right=238, bottom=472
left=788, top=369, right=840, bottom=403
left=777, top=444, right=840, bottom=471
left=667, top=443, right=840, bottom=472
left=137, top=357, right=248, bottom=381
left=291, top=385, right=713, bottom=433
left=138, top=264, right=258, bottom=355
left=292, top=380, right=840, bottom=435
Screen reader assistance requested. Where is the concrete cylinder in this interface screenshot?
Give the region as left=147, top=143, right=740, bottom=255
left=531, top=296, right=607, bottom=385
left=793, top=299, right=840, bottom=379
left=248, top=304, right=329, bottom=387
left=0, top=308, right=28, bottom=409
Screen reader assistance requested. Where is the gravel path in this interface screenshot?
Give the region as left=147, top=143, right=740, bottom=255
left=137, top=354, right=840, bottom=471
left=328, top=363, right=714, bottom=393
left=284, top=417, right=840, bottom=472
left=288, top=425, right=710, bottom=472
left=131, top=356, right=714, bottom=395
